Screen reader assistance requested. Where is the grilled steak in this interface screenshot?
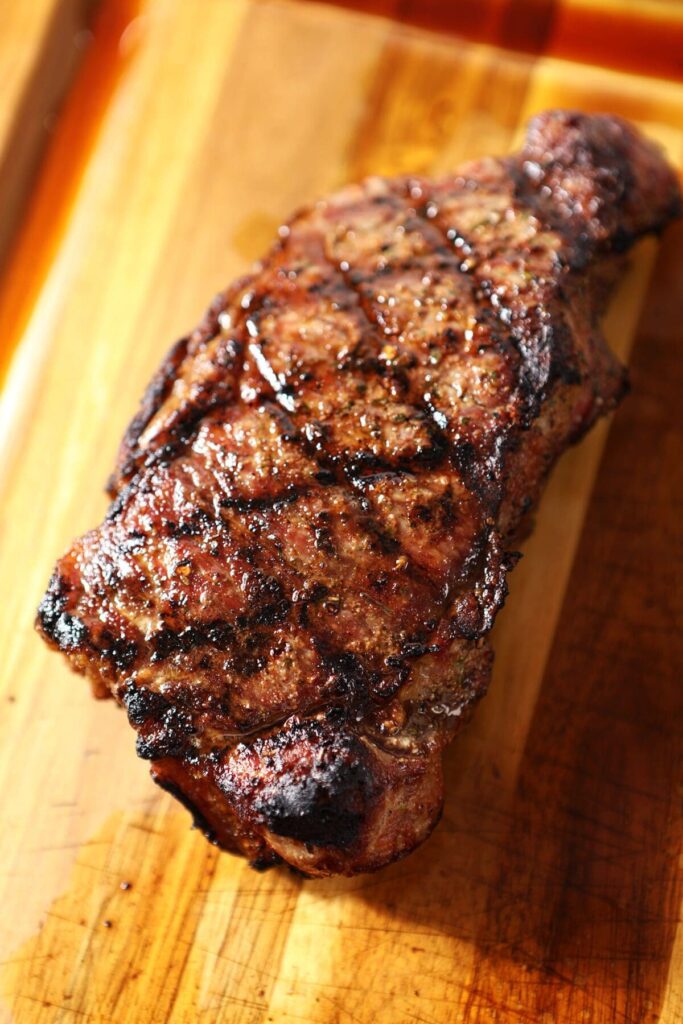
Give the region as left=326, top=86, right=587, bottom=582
left=37, top=111, right=680, bottom=876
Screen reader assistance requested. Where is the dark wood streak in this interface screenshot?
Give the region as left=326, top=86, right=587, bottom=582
left=306, top=0, right=683, bottom=83
left=498, top=0, right=559, bottom=56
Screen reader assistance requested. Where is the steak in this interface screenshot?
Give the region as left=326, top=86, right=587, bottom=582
left=37, top=111, right=681, bottom=876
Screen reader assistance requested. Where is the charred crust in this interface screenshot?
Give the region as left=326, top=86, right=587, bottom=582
left=124, top=682, right=196, bottom=760
left=256, top=766, right=368, bottom=849
left=99, top=631, right=138, bottom=671
left=135, top=726, right=192, bottom=761
left=150, top=619, right=236, bottom=662
left=36, top=574, right=89, bottom=652
left=114, top=334, right=191, bottom=494
left=106, top=476, right=150, bottom=521
left=123, top=681, right=170, bottom=725
left=163, top=507, right=214, bottom=537
left=151, top=773, right=219, bottom=845
left=249, top=855, right=281, bottom=872
left=219, top=486, right=302, bottom=514
left=316, top=646, right=379, bottom=702
left=37, top=574, right=140, bottom=673
left=219, top=720, right=379, bottom=850
left=146, top=571, right=291, bottom=666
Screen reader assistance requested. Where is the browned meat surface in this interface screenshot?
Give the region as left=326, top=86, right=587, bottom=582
left=37, top=111, right=681, bottom=876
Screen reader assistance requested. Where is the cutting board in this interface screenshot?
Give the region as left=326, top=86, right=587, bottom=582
left=1, top=2, right=682, bottom=1021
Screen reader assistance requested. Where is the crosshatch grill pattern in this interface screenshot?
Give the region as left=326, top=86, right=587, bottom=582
left=2, top=0, right=683, bottom=1019
left=36, top=111, right=681, bottom=877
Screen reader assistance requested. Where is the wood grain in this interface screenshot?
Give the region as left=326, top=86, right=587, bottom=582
left=0, top=0, right=99, bottom=272
left=0, top=2, right=681, bottom=1021
left=309, top=0, right=683, bottom=81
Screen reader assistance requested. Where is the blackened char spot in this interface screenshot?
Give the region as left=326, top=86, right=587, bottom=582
left=36, top=574, right=89, bottom=651
left=256, top=760, right=368, bottom=849
left=164, top=507, right=214, bottom=538
left=135, top=716, right=195, bottom=761
left=100, top=631, right=138, bottom=671
left=150, top=619, right=236, bottom=663
left=123, top=682, right=196, bottom=760
left=314, top=644, right=383, bottom=702
left=106, top=478, right=141, bottom=521
left=220, top=719, right=379, bottom=850
left=242, top=571, right=291, bottom=627
left=219, top=486, right=302, bottom=514
left=123, top=681, right=170, bottom=725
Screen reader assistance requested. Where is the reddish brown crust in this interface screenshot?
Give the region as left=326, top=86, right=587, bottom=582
left=37, top=112, right=681, bottom=876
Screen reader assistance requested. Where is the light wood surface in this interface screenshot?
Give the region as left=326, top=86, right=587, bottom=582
left=0, top=2, right=682, bottom=1021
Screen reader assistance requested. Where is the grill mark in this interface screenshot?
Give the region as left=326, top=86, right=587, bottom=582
left=113, top=334, right=191, bottom=493
left=89, top=178, right=528, bottom=711
left=99, top=461, right=312, bottom=677
left=313, top=190, right=511, bottom=510
left=399, top=178, right=532, bottom=426
left=108, top=167, right=561, bottom=689
left=407, top=170, right=583, bottom=423
left=136, top=460, right=313, bottom=662
left=239, top=201, right=512, bottom=641
left=125, top=455, right=443, bottom=710
left=195, top=425, right=441, bottom=608
left=335, top=258, right=455, bottom=452
left=279, top=428, right=445, bottom=591
left=245, top=486, right=445, bottom=657
left=127, top=671, right=310, bottom=754
left=243, top=268, right=450, bottom=479
left=115, top=281, right=257, bottom=491
left=139, top=335, right=246, bottom=468
left=315, top=227, right=471, bottom=494
left=299, top=405, right=449, bottom=480
left=250, top=218, right=510, bottom=644
left=96, top=172, right=561, bottom=706
left=238, top=257, right=453, bottom=609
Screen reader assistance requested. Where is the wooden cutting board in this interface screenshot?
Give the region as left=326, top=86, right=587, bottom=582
left=1, top=2, right=682, bottom=1021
